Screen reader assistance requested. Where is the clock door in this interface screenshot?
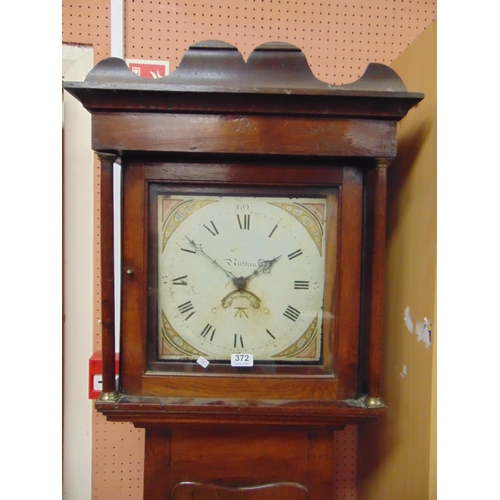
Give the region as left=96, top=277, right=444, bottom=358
left=120, top=160, right=362, bottom=401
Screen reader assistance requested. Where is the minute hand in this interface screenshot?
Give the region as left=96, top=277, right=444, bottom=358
left=185, top=236, right=237, bottom=281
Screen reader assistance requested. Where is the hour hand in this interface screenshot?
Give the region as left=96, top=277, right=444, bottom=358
left=185, top=236, right=236, bottom=281
left=245, top=255, right=282, bottom=281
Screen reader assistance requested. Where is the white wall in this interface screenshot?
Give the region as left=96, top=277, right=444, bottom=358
left=62, top=44, right=94, bottom=500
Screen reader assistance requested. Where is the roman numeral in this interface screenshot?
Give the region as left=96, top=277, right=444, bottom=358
left=178, top=300, right=195, bottom=320
left=237, top=214, right=250, bottom=230
left=200, top=323, right=215, bottom=341
left=288, top=249, right=303, bottom=260
left=283, top=305, right=301, bottom=322
left=203, top=221, right=219, bottom=236
left=268, top=224, right=278, bottom=238
left=172, top=275, right=188, bottom=286
left=294, top=280, right=309, bottom=290
left=234, top=334, right=244, bottom=348
left=266, top=329, right=276, bottom=339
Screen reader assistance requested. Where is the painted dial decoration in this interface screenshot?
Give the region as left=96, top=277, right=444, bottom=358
left=157, top=195, right=327, bottom=362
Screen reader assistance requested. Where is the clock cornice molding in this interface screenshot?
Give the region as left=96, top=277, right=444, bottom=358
left=64, top=40, right=422, bottom=122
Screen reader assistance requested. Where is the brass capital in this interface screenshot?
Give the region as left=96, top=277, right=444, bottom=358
left=375, top=158, right=392, bottom=169
left=98, top=391, right=120, bottom=402
left=365, top=395, right=386, bottom=408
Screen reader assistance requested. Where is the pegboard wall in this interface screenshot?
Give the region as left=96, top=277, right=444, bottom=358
left=62, top=1, right=110, bottom=63
left=62, top=2, right=435, bottom=499
left=63, top=0, right=436, bottom=84
left=92, top=410, right=145, bottom=499
left=124, top=0, right=434, bottom=84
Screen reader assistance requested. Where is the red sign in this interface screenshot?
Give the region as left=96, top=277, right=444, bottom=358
left=126, top=59, right=169, bottom=79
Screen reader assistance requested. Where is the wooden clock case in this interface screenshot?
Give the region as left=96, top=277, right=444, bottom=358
left=64, top=41, right=422, bottom=499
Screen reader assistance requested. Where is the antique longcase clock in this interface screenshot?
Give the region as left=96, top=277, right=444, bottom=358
left=64, top=41, right=422, bottom=500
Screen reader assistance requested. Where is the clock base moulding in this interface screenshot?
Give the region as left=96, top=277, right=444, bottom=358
left=95, top=394, right=385, bottom=428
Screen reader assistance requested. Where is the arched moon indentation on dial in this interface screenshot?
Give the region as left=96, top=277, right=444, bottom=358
left=221, top=289, right=261, bottom=309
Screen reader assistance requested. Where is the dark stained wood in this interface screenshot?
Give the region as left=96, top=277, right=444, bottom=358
left=72, top=90, right=422, bottom=119
left=170, top=482, right=309, bottom=500
left=118, top=161, right=361, bottom=402
left=135, top=423, right=342, bottom=500
left=142, top=162, right=345, bottom=185
left=304, top=428, right=336, bottom=500
left=92, top=114, right=397, bottom=158
left=166, top=426, right=331, bottom=500
left=358, top=162, right=390, bottom=399
left=96, top=395, right=383, bottom=427
left=64, top=41, right=422, bottom=119
left=96, top=152, right=118, bottom=396
left=143, top=428, right=172, bottom=500
left=141, top=373, right=340, bottom=400
left=64, top=39, right=423, bottom=500
left=334, top=167, right=363, bottom=399
left=366, top=162, right=389, bottom=399
left=120, top=163, right=147, bottom=394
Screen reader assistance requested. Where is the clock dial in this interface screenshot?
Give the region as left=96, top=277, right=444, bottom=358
left=157, top=194, right=327, bottom=363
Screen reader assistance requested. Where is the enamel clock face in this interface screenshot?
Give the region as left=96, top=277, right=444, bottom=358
left=157, top=194, right=327, bottom=363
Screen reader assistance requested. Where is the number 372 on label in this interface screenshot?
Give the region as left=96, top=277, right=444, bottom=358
left=231, top=354, right=254, bottom=367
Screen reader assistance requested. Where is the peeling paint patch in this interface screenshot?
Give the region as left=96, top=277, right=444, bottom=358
left=404, top=306, right=414, bottom=333
left=403, top=307, right=432, bottom=348
left=415, top=318, right=432, bottom=348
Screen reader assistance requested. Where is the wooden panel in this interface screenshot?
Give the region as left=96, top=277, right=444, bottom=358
left=143, top=163, right=345, bottom=186
left=121, top=164, right=148, bottom=394
left=143, top=428, right=172, bottom=500
left=170, top=482, right=309, bottom=500
left=92, top=113, right=397, bottom=158
left=335, top=167, right=363, bottom=399
left=140, top=375, right=338, bottom=401
left=358, top=21, right=436, bottom=500
left=166, top=426, right=335, bottom=500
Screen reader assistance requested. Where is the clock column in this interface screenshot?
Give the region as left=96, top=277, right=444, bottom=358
left=96, top=152, right=120, bottom=402
left=362, top=158, right=391, bottom=408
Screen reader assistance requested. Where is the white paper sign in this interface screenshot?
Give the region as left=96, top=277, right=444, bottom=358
left=197, top=356, right=210, bottom=368
left=231, top=354, right=254, bottom=367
